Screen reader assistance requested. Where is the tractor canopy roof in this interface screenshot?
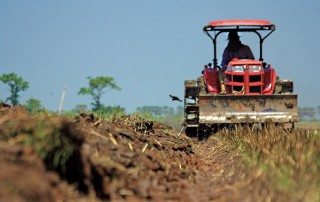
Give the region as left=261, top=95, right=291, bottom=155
left=203, top=20, right=276, bottom=67
left=204, top=19, right=275, bottom=32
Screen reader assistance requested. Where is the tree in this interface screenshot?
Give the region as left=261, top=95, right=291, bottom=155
left=0, top=73, right=29, bottom=105
left=78, top=76, right=121, bottom=112
left=24, top=98, right=43, bottom=114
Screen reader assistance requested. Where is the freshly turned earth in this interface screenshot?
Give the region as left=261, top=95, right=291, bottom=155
left=0, top=103, right=271, bottom=202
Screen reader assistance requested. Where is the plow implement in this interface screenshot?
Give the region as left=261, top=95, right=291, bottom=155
left=198, top=94, right=298, bottom=124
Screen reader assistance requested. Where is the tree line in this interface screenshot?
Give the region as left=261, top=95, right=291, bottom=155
left=0, top=72, right=183, bottom=118
left=298, top=106, right=320, bottom=120
left=135, top=106, right=183, bottom=118
left=0, top=72, right=122, bottom=114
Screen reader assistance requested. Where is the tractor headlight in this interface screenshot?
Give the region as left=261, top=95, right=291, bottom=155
left=249, top=65, right=262, bottom=72
left=227, top=65, right=245, bottom=72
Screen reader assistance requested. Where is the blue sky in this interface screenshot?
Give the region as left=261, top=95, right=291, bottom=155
left=1, top=0, right=320, bottom=113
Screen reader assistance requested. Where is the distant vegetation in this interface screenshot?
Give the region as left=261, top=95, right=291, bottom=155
left=0, top=73, right=184, bottom=121
left=78, top=76, right=121, bottom=112
left=24, top=98, right=45, bottom=114
left=0, top=73, right=29, bottom=105
left=135, top=105, right=183, bottom=120
left=299, top=106, right=320, bottom=120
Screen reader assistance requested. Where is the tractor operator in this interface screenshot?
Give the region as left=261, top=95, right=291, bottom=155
left=221, top=31, right=254, bottom=71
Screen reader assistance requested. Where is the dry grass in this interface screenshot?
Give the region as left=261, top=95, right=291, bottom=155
left=219, top=124, right=320, bottom=201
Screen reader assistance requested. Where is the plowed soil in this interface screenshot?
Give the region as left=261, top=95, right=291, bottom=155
left=0, top=103, right=269, bottom=202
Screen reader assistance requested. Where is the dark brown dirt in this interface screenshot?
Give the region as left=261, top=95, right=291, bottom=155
left=0, top=103, right=263, bottom=202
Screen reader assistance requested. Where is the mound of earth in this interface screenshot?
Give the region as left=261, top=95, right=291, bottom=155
left=0, top=103, right=256, bottom=201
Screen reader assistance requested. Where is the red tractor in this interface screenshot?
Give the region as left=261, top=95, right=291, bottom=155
left=184, top=20, right=298, bottom=137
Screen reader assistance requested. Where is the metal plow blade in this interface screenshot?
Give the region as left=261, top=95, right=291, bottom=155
left=198, top=94, right=298, bottom=124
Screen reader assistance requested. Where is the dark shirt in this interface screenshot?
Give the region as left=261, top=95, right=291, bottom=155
left=221, top=41, right=254, bottom=71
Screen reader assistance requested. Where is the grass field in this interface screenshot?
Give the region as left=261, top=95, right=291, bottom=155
left=219, top=123, right=320, bottom=201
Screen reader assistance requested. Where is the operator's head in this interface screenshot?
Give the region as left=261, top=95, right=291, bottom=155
left=228, top=31, right=240, bottom=41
